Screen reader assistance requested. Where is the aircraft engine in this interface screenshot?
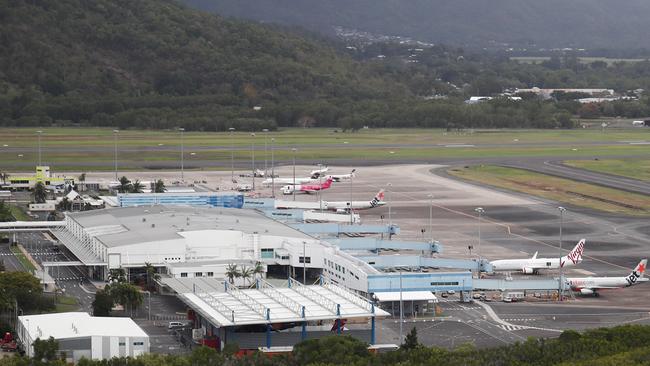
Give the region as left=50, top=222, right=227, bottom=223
left=522, top=267, right=535, bottom=274
left=579, top=289, right=594, bottom=295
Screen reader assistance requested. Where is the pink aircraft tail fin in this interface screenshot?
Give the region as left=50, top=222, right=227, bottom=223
left=321, top=178, right=333, bottom=189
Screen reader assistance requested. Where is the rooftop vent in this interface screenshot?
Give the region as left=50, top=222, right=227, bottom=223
left=151, top=223, right=155, bottom=228
left=142, top=218, right=146, bottom=222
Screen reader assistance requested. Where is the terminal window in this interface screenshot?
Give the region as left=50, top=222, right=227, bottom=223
left=299, top=256, right=311, bottom=264
left=180, top=272, right=188, bottom=278
left=430, top=281, right=459, bottom=286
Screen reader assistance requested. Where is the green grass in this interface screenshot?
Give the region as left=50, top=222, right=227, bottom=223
left=1, top=127, right=650, bottom=171
left=564, top=159, right=650, bottom=181
left=9, top=245, right=36, bottom=273
left=54, top=295, right=80, bottom=312
left=448, top=165, right=650, bottom=216
left=8, top=204, right=31, bottom=221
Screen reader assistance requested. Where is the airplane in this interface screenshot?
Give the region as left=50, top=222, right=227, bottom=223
left=325, top=189, right=385, bottom=213
left=323, top=169, right=356, bottom=182
left=310, top=166, right=329, bottom=179
left=567, top=259, right=648, bottom=296
left=262, top=177, right=316, bottom=186
left=281, top=178, right=333, bottom=195
left=274, top=189, right=385, bottom=211
left=489, top=239, right=585, bottom=274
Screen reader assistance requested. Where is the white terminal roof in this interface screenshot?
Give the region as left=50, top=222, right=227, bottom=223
left=19, top=312, right=147, bottom=340
left=373, top=291, right=438, bottom=302
left=66, top=205, right=313, bottom=248
left=161, top=277, right=389, bottom=327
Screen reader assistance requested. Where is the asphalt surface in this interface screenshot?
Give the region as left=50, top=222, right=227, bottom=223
left=501, top=160, right=650, bottom=196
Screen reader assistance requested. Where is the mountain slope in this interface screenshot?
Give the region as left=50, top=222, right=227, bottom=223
left=184, top=0, right=650, bottom=49
left=0, top=0, right=413, bottom=129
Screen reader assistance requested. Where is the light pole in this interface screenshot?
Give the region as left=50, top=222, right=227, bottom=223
left=318, top=163, right=323, bottom=213
left=25, top=318, right=30, bottom=357
left=303, top=241, right=307, bottom=284
left=475, top=207, right=484, bottom=273
left=387, top=183, right=392, bottom=239
left=428, top=194, right=434, bottom=243
left=263, top=128, right=269, bottom=177
left=251, top=133, right=256, bottom=191
left=112, top=130, right=119, bottom=181
left=36, top=130, right=43, bottom=166
left=147, top=291, right=151, bottom=320
left=179, top=127, right=185, bottom=181
left=399, top=271, right=403, bottom=345
left=271, top=137, right=275, bottom=198
left=558, top=206, right=566, bottom=301
left=229, top=128, right=235, bottom=183
left=292, top=148, right=297, bottom=201
left=349, top=169, right=356, bottom=224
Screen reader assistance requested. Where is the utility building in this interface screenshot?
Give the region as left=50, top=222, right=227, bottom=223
left=17, top=312, right=149, bottom=362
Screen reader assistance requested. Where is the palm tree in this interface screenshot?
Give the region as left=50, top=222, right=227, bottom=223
left=117, top=176, right=131, bottom=193
left=144, top=262, right=160, bottom=291
left=253, top=261, right=264, bottom=280
left=225, top=264, right=240, bottom=284
left=240, top=265, right=253, bottom=287
left=33, top=182, right=47, bottom=203
left=130, top=180, right=144, bottom=193
left=154, top=179, right=166, bottom=193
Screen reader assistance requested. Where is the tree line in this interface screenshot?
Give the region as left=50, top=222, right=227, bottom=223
left=3, top=0, right=650, bottom=133
left=6, top=324, right=650, bottom=365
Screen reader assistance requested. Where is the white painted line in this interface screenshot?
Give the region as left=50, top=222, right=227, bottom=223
left=444, top=144, right=475, bottom=148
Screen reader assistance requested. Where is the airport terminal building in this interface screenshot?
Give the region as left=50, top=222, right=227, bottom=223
left=54, top=206, right=378, bottom=294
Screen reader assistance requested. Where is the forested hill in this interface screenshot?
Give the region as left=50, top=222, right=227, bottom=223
left=184, top=0, right=650, bottom=50
left=0, top=0, right=415, bottom=130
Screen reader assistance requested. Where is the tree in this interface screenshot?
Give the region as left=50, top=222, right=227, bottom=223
left=225, top=264, right=239, bottom=284
left=130, top=180, right=144, bottom=193
left=0, top=260, right=5, bottom=272
left=189, top=346, right=225, bottom=366
left=92, top=289, right=113, bottom=317
left=108, top=282, right=143, bottom=317
left=252, top=261, right=264, bottom=280
left=33, top=181, right=47, bottom=203
left=144, top=262, right=160, bottom=291
left=117, top=176, right=132, bottom=194
left=0, top=172, right=8, bottom=185
left=0, top=201, right=14, bottom=222
left=108, top=268, right=127, bottom=283
left=33, top=336, right=59, bottom=362
left=240, top=266, right=252, bottom=286
left=402, top=326, right=420, bottom=350
left=78, top=173, right=86, bottom=182
left=293, top=336, right=369, bottom=365
left=154, top=179, right=166, bottom=193
left=0, top=271, right=44, bottom=311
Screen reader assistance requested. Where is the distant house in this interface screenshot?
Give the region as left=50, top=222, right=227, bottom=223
left=515, top=87, right=615, bottom=99
left=465, top=96, right=492, bottom=104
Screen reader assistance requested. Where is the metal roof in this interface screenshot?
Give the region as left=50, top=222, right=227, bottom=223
left=373, top=291, right=437, bottom=302
left=18, top=312, right=148, bottom=340
left=161, top=277, right=388, bottom=327
left=67, top=206, right=313, bottom=248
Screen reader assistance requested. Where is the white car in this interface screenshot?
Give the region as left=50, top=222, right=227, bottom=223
left=168, top=321, right=185, bottom=329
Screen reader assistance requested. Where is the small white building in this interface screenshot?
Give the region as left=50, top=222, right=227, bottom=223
left=17, top=312, right=149, bottom=362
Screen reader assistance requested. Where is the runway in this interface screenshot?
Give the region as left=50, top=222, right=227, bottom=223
left=502, top=160, right=650, bottom=196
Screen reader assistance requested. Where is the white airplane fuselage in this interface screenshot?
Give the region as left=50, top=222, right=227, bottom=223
left=263, top=177, right=315, bottom=185
left=490, top=258, right=563, bottom=274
